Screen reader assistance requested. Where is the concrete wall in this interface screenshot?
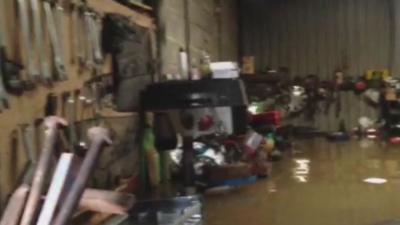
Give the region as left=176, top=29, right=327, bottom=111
left=157, top=0, right=238, bottom=74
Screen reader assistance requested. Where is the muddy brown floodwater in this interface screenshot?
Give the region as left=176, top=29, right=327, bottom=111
left=204, top=139, right=400, bottom=225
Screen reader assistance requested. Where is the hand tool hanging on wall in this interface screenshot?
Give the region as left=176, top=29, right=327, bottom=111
left=83, top=8, right=94, bottom=71
left=48, top=92, right=67, bottom=154
left=87, top=81, right=102, bottom=114
left=0, top=0, right=10, bottom=52
left=66, top=91, right=78, bottom=152
left=43, top=0, right=67, bottom=81
left=61, top=91, right=70, bottom=118
left=86, top=11, right=104, bottom=74
left=34, top=118, right=45, bottom=154
left=16, top=123, right=40, bottom=189
left=52, top=126, right=112, bottom=225
left=0, top=39, right=10, bottom=111
left=20, top=116, right=67, bottom=225
left=17, top=0, right=40, bottom=80
left=9, top=130, right=19, bottom=189
left=30, top=0, right=52, bottom=83
left=0, top=47, right=24, bottom=95
left=78, top=3, right=104, bottom=75
left=84, top=74, right=114, bottom=110
left=73, top=89, right=91, bottom=155
left=20, top=124, right=38, bottom=173
left=0, top=2, right=10, bottom=111
left=55, top=0, right=67, bottom=74
left=0, top=0, right=23, bottom=96
left=71, top=0, right=85, bottom=68
left=79, top=84, right=95, bottom=120
left=45, top=92, right=58, bottom=116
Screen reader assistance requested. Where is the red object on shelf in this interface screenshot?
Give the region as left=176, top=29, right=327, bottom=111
left=250, top=111, right=281, bottom=126
left=198, top=115, right=214, bottom=131
left=389, top=137, right=400, bottom=144
left=355, top=81, right=367, bottom=91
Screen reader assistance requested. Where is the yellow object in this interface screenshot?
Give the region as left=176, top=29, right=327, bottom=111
left=385, top=88, right=397, bottom=101
left=242, top=56, right=255, bottom=74
left=143, top=128, right=161, bottom=187
left=146, top=149, right=161, bottom=187
left=262, top=136, right=275, bottom=154
left=265, top=139, right=275, bottom=153
left=366, top=69, right=390, bottom=80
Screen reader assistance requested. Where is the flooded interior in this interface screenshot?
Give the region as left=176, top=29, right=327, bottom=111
left=204, top=139, right=400, bottom=225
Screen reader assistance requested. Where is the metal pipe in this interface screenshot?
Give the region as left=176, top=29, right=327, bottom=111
left=35, top=153, right=77, bottom=225
left=0, top=184, right=30, bottom=225
left=20, top=116, right=67, bottom=225
left=79, top=189, right=135, bottom=215
left=52, top=127, right=111, bottom=225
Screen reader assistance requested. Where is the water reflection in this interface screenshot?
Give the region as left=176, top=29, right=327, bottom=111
left=293, top=158, right=310, bottom=183
left=267, top=181, right=277, bottom=193
left=204, top=140, right=400, bottom=225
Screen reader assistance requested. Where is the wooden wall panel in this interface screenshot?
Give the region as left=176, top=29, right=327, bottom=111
left=0, top=0, right=154, bottom=208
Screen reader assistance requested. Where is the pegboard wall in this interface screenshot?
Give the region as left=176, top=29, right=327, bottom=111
left=0, top=0, right=155, bottom=207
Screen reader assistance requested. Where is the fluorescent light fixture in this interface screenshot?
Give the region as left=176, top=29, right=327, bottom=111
left=363, top=177, right=387, bottom=184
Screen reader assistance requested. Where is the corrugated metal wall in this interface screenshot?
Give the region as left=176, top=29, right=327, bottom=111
left=240, top=0, right=393, bottom=131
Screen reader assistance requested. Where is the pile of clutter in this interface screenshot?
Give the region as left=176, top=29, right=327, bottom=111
left=168, top=110, right=291, bottom=193
left=244, top=68, right=400, bottom=144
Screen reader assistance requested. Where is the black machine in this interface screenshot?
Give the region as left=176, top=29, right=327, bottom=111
left=105, top=13, right=248, bottom=192
left=140, top=79, right=248, bottom=192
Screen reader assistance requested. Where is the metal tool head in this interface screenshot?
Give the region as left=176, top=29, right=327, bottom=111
left=19, top=123, right=37, bottom=163
left=44, top=116, right=68, bottom=130
left=87, top=127, right=112, bottom=145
